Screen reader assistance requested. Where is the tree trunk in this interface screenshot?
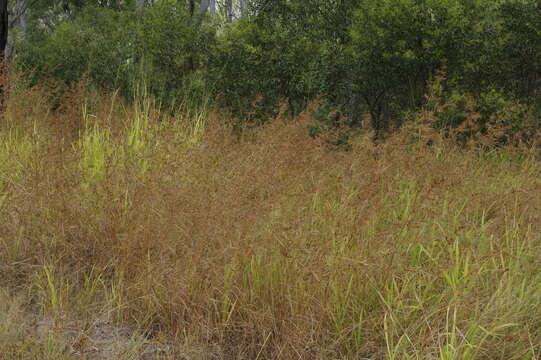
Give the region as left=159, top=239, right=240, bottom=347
left=225, top=0, right=232, bottom=23
left=188, top=0, right=195, bottom=17
left=0, top=0, right=7, bottom=57
left=197, top=0, right=209, bottom=25
left=0, top=0, right=8, bottom=114
left=209, top=0, right=215, bottom=15
left=17, top=0, right=26, bottom=40
left=137, top=0, right=145, bottom=10
left=241, top=0, right=248, bottom=16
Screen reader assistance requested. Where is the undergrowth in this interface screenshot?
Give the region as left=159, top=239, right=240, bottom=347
left=1, top=80, right=541, bottom=359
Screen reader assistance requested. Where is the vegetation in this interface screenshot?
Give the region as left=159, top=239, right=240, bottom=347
left=1, top=74, right=541, bottom=358
left=1, top=0, right=540, bottom=359
left=12, top=0, right=540, bottom=139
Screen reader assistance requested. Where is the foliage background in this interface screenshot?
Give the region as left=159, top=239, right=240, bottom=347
left=11, top=0, right=540, bottom=142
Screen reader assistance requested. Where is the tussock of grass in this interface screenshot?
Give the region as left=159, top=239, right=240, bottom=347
left=1, top=83, right=541, bottom=359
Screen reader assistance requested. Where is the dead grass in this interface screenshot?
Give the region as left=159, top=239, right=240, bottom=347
left=1, top=81, right=541, bottom=359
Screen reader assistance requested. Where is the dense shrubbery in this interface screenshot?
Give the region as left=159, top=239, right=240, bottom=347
left=17, top=6, right=134, bottom=91
left=13, top=0, right=541, bottom=143
left=16, top=2, right=214, bottom=105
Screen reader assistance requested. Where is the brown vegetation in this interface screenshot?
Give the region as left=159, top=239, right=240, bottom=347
left=1, top=80, right=541, bottom=359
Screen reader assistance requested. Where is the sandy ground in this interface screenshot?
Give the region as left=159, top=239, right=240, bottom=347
left=33, top=315, right=173, bottom=359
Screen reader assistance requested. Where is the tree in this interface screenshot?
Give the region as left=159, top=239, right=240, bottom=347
left=9, top=0, right=32, bottom=37
left=347, top=0, right=473, bottom=137
left=188, top=0, right=195, bottom=17
left=240, top=0, right=248, bottom=16
left=15, top=0, right=27, bottom=40
left=198, top=0, right=209, bottom=25
left=225, top=0, right=231, bottom=23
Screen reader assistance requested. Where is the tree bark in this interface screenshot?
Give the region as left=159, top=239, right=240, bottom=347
left=197, top=0, right=209, bottom=25
left=225, top=0, right=232, bottom=23
left=16, top=0, right=26, bottom=40
left=188, top=0, right=195, bottom=17
left=137, top=0, right=145, bottom=10
left=209, top=0, right=215, bottom=15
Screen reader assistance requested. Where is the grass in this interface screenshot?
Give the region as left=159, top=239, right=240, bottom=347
left=0, top=80, right=541, bottom=359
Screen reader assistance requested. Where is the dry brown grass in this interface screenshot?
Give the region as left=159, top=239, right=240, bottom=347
left=1, top=81, right=541, bottom=359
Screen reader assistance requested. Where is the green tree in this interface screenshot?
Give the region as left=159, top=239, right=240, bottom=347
left=347, top=0, right=474, bottom=137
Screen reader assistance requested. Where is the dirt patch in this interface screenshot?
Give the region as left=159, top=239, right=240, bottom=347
left=33, top=316, right=172, bottom=359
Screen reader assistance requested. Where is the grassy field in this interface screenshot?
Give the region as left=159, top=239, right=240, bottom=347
left=1, top=82, right=541, bottom=359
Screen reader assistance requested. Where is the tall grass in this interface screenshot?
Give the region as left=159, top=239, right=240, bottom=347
left=0, top=80, right=541, bottom=359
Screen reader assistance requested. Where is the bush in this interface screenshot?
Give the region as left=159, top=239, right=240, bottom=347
left=135, top=0, right=215, bottom=105
left=489, top=0, right=540, bottom=101
left=16, top=2, right=215, bottom=107
left=209, top=0, right=359, bottom=126
left=17, top=6, right=134, bottom=92
left=419, top=71, right=541, bottom=147
left=14, top=0, right=540, bottom=144
left=209, top=17, right=319, bottom=125
left=346, top=0, right=476, bottom=137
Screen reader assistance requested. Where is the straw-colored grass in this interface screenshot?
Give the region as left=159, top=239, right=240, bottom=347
left=1, top=81, right=541, bottom=359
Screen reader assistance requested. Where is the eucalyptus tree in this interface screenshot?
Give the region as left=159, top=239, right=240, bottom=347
left=198, top=0, right=209, bottom=24
left=225, top=0, right=231, bottom=22
left=14, top=0, right=27, bottom=40
left=5, top=0, right=40, bottom=59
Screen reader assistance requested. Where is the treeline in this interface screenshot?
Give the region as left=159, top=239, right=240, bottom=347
left=10, top=0, right=541, bottom=142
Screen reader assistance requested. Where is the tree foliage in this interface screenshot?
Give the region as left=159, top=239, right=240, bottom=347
left=10, top=0, right=541, bottom=142
left=16, top=1, right=214, bottom=103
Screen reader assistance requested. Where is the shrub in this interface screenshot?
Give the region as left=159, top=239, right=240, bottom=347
left=347, top=0, right=475, bottom=137
left=134, top=0, right=215, bottom=104
left=16, top=2, right=215, bottom=107
left=210, top=17, right=319, bottom=125
left=17, top=6, right=134, bottom=92
left=418, top=71, right=541, bottom=147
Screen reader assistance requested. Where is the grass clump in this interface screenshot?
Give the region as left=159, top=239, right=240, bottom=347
left=0, top=82, right=541, bottom=359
